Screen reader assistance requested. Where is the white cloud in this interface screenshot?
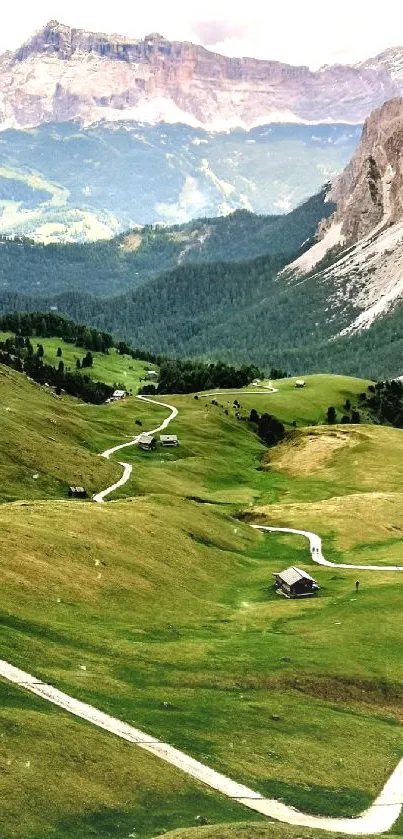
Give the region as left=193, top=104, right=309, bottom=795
left=3, top=0, right=403, bottom=68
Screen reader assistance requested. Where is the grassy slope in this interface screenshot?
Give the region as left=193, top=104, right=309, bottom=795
left=1, top=681, right=250, bottom=839
left=154, top=825, right=403, bottom=839
left=200, top=375, right=371, bottom=427
left=2, top=369, right=403, bottom=838
left=0, top=362, right=168, bottom=502
left=0, top=332, right=153, bottom=394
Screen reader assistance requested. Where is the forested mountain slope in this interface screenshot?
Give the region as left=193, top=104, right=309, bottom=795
left=3, top=246, right=403, bottom=379
left=0, top=189, right=333, bottom=295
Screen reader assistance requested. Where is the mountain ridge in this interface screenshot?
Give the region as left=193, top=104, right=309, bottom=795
left=0, top=20, right=400, bottom=131
left=287, top=96, right=403, bottom=335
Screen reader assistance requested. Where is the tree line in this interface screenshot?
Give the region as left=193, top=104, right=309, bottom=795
left=359, top=380, right=403, bottom=427
left=140, top=358, right=263, bottom=395
left=0, top=334, right=113, bottom=403
left=0, top=311, right=113, bottom=353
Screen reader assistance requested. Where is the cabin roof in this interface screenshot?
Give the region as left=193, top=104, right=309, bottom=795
left=138, top=433, right=156, bottom=444
left=160, top=434, right=178, bottom=442
left=273, top=566, right=317, bottom=586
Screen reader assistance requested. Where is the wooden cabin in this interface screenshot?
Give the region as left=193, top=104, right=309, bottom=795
left=138, top=434, right=157, bottom=451
left=273, top=567, right=319, bottom=598
left=68, top=486, right=88, bottom=499
left=295, top=379, right=306, bottom=388
left=160, top=434, right=179, bottom=447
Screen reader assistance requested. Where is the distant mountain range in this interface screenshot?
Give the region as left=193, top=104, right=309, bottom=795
left=5, top=21, right=403, bottom=238
left=2, top=96, right=403, bottom=378
left=0, top=20, right=402, bottom=131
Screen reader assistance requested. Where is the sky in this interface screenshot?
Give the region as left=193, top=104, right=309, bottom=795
left=2, top=0, right=403, bottom=68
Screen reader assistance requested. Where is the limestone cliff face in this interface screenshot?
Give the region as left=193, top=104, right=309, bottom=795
left=289, top=97, right=403, bottom=335
left=0, top=20, right=400, bottom=131
left=329, top=98, right=403, bottom=243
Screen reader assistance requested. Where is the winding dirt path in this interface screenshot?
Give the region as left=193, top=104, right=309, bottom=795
left=252, top=525, right=403, bottom=572
left=1, top=655, right=403, bottom=835
left=2, top=391, right=403, bottom=833
left=93, top=395, right=178, bottom=502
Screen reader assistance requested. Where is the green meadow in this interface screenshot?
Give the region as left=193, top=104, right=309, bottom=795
left=1, top=367, right=403, bottom=839
left=0, top=332, right=153, bottom=394
left=199, top=374, right=371, bottom=427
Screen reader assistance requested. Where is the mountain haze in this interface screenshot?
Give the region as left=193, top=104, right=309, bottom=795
left=0, top=121, right=359, bottom=240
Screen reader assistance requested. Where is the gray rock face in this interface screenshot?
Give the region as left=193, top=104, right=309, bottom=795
left=0, top=20, right=401, bottom=131
left=330, top=97, right=403, bottom=242
left=288, top=97, right=403, bottom=338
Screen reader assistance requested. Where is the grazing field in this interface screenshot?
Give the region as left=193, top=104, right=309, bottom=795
left=200, top=375, right=372, bottom=427
left=1, top=367, right=403, bottom=839
left=105, top=373, right=372, bottom=504
left=0, top=332, right=153, bottom=394
left=1, top=496, right=403, bottom=835
left=0, top=364, right=168, bottom=502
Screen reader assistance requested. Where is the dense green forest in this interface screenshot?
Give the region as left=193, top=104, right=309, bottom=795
left=1, top=262, right=403, bottom=379
left=1, top=187, right=403, bottom=380
left=360, top=380, right=403, bottom=427
left=0, top=189, right=332, bottom=296
left=149, top=358, right=262, bottom=394
left=0, top=312, right=113, bottom=353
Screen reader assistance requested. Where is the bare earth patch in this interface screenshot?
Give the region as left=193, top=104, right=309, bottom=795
left=121, top=232, right=143, bottom=251
left=267, top=427, right=357, bottom=476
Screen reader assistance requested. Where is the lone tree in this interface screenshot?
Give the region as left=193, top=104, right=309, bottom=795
left=249, top=408, right=260, bottom=424
left=36, top=344, right=44, bottom=359
left=351, top=410, right=360, bottom=424
left=58, top=360, right=64, bottom=374
left=258, top=412, right=285, bottom=446
left=56, top=347, right=62, bottom=358
left=326, top=406, right=337, bottom=424
left=76, top=358, right=81, bottom=369
left=82, top=351, right=93, bottom=368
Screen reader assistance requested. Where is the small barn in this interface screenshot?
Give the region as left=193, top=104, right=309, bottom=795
left=295, top=379, right=306, bottom=388
left=112, top=389, right=126, bottom=400
left=138, top=433, right=157, bottom=451
left=160, top=434, right=179, bottom=447
left=68, top=486, right=88, bottom=499
left=146, top=370, right=158, bottom=380
left=273, top=567, right=319, bottom=598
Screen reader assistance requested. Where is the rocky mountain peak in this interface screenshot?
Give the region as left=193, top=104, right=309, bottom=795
left=328, top=97, right=403, bottom=243
left=0, top=20, right=401, bottom=132
left=288, top=96, right=403, bottom=336
left=359, top=47, right=403, bottom=83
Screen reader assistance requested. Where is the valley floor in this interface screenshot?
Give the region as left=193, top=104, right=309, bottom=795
left=1, top=372, right=403, bottom=839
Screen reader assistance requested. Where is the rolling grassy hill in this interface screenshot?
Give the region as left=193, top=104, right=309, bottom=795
left=1, top=367, right=403, bottom=838
left=0, top=359, right=167, bottom=502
